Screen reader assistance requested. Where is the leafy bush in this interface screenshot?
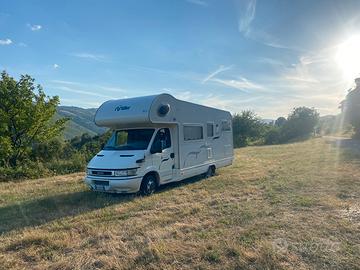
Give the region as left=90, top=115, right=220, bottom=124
left=264, top=127, right=282, bottom=145
left=0, top=161, right=51, bottom=181
left=232, top=111, right=266, bottom=147
left=281, top=107, right=319, bottom=142
left=47, top=152, right=87, bottom=175
left=0, top=130, right=111, bottom=181
left=274, top=117, right=286, bottom=127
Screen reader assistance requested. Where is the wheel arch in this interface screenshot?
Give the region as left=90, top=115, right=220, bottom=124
left=142, top=171, right=160, bottom=186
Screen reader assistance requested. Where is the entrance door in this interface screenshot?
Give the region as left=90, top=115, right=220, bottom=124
left=150, top=128, right=175, bottom=182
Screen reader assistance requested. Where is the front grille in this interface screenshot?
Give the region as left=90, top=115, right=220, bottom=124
left=90, top=170, right=113, bottom=176
left=93, top=180, right=109, bottom=186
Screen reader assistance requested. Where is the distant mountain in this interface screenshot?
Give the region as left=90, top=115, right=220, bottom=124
left=56, top=106, right=107, bottom=140
left=261, top=119, right=274, bottom=124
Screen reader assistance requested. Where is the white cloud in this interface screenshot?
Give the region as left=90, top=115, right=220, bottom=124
left=99, top=86, right=126, bottom=93
left=251, top=31, right=293, bottom=49
left=162, top=88, right=189, bottom=99
left=51, top=79, right=81, bottom=85
left=52, top=86, right=115, bottom=99
left=238, top=0, right=256, bottom=35
left=18, top=42, right=27, bottom=47
left=51, top=79, right=126, bottom=93
left=201, top=94, right=236, bottom=110
left=72, top=52, right=106, bottom=61
left=186, top=0, right=208, bottom=7
left=237, top=0, right=296, bottom=50
left=53, top=64, right=60, bottom=69
left=174, top=90, right=193, bottom=101
left=0, top=38, right=12, bottom=45
left=161, top=88, right=247, bottom=113
left=201, top=64, right=263, bottom=92
left=256, top=57, right=287, bottom=69
left=60, top=98, right=103, bottom=108
left=27, top=24, right=42, bottom=31
left=212, top=77, right=263, bottom=91
left=202, top=65, right=233, bottom=84
left=281, top=51, right=338, bottom=86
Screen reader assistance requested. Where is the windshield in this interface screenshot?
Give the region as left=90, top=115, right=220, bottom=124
left=104, top=129, right=155, bottom=150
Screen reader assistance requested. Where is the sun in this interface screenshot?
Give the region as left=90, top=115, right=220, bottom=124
left=336, top=35, right=360, bottom=81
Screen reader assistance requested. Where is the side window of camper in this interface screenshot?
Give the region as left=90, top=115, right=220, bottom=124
left=184, top=125, right=203, bottom=141
left=207, top=123, right=214, bottom=137
left=152, top=128, right=171, bottom=150
left=221, top=120, right=231, bottom=131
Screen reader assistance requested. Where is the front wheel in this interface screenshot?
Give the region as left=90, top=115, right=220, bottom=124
left=205, top=166, right=216, bottom=178
left=140, top=174, right=157, bottom=196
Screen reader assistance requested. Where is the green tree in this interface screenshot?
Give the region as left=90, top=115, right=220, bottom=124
left=232, top=110, right=265, bottom=147
left=31, top=138, right=64, bottom=162
left=264, top=126, right=282, bottom=145
left=342, top=78, right=360, bottom=138
left=281, top=107, right=319, bottom=141
left=275, top=116, right=287, bottom=127
left=0, top=71, right=68, bottom=167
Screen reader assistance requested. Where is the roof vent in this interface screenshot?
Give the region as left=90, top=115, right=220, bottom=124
left=158, top=104, right=170, bottom=117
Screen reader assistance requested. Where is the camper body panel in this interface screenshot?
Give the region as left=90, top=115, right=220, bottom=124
left=85, top=94, right=233, bottom=193
left=94, top=95, right=155, bottom=127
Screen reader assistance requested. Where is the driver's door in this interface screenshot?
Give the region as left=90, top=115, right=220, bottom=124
left=150, top=128, right=174, bottom=182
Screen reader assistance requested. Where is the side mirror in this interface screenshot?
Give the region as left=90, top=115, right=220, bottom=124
left=150, top=140, right=162, bottom=154
left=101, top=143, right=105, bottom=150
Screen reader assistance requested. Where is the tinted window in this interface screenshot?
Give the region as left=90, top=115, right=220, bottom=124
left=184, top=125, right=203, bottom=141
left=207, top=123, right=214, bottom=137
left=221, top=120, right=231, bottom=131
left=152, top=128, right=171, bottom=150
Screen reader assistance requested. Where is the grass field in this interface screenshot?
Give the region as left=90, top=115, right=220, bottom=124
left=0, top=137, right=359, bottom=269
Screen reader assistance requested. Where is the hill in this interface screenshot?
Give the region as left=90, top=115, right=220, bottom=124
left=261, top=118, right=274, bottom=124
left=56, top=106, right=107, bottom=140
left=0, top=137, right=359, bottom=269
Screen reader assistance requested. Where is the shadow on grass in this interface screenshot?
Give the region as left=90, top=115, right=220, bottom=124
left=0, top=174, right=209, bottom=235
left=325, top=137, right=360, bottom=161
left=0, top=190, right=135, bottom=234
left=157, top=174, right=206, bottom=193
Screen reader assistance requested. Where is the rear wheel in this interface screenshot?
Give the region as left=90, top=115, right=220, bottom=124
left=205, top=166, right=216, bottom=178
left=140, top=174, right=157, bottom=195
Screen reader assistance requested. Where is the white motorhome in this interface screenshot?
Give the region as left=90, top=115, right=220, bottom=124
left=85, top=94, right=233, bottom=195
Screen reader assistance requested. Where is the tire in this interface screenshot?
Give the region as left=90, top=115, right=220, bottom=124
left=205, top=166, right=216, bottom=178
left=140, top=174, right=157, bottom=196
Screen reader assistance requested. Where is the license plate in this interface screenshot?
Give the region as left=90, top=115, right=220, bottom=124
left=94, top=185, right=107, bottom=191
left=93, top=180, right=109, bottom=186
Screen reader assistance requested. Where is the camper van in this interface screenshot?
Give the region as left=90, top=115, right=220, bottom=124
left=85, top=94, right=234, bottom=195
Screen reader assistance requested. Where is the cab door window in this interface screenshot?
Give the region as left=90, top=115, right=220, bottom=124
left=151, top=128, right=171, bottom=152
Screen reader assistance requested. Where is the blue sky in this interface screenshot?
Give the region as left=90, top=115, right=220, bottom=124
left=1, top=0, right=360, bottom=118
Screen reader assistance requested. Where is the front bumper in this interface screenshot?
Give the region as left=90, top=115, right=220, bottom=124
left=84, top=175, right=143, bottom=193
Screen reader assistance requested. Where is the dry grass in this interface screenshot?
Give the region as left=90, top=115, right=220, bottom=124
left=0, top=137, right=359, bottom=270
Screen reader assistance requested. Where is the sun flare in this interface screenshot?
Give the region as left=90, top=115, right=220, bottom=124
left=336, top=35, right=360, bottom=81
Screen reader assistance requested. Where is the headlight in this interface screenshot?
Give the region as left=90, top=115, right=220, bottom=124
left=87, top=169, right=92, bottom=175
left=114, top=170, right=127, bottom=177
left=114, top=169, right=137, bottom=177
left=126, top=168, right=137, bottom=176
